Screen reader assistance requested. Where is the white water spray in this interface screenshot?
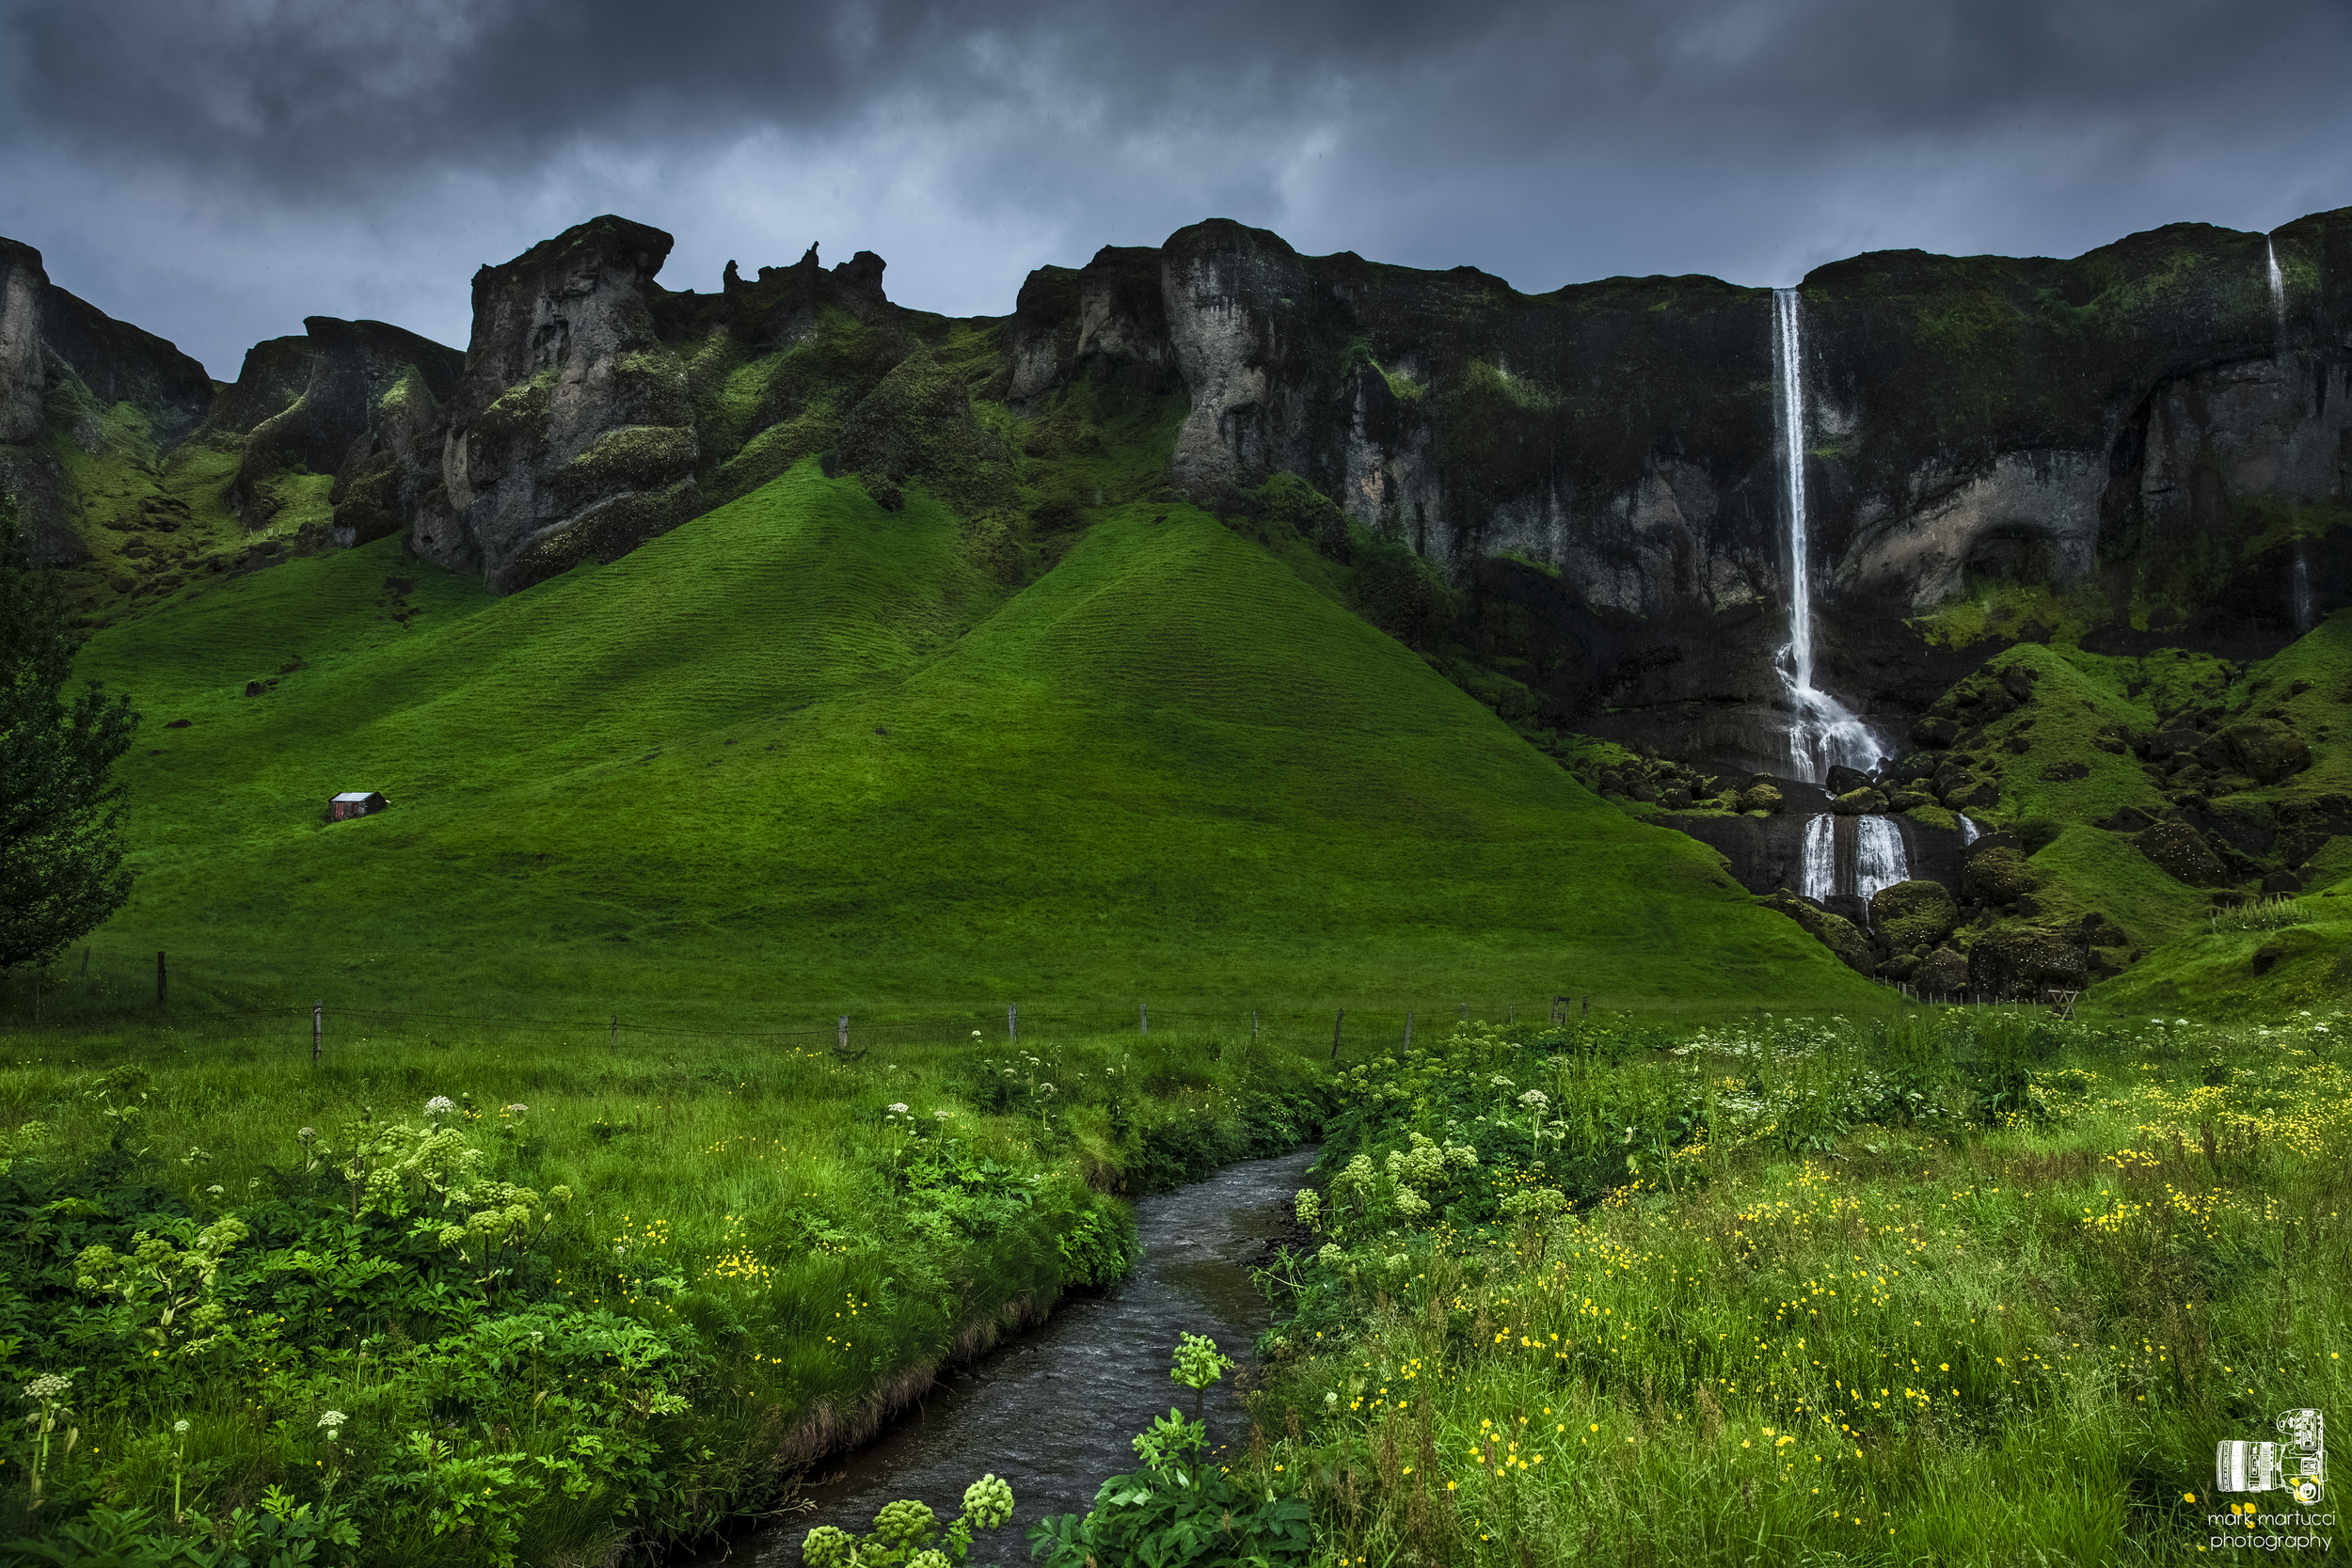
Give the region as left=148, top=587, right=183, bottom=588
left=1800, top=815, right=1836, bottom=902
left=1959, top=815, right=1979, bottom=847
left=1773, top=288, right=1880, bottom=784
left=2265, top=236, right=2287, bottom=336
left=1856, top=816, right=1908, bottom=903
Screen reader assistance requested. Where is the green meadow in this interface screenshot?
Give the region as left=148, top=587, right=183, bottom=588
left=49, top=458, right=1870, bottom=1023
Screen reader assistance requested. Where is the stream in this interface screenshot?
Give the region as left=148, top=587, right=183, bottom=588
left=701, top=1146, right=1318, bottom=1566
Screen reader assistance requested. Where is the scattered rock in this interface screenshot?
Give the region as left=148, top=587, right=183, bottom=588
left=2098, top=805, right=2157, bottom=832
left=2261, top=869, right=2304, bottom=895
left=1962, top=846, right=2040, bottom=905
left=1911, top=716, right=1960, bottom=749
left=1911, top=947, right=1970, bottom=995
left=164, top=719, right=192, bottom=729
left=1761, top=891, right=1875, bottom=976
left=2220, top=720, right=2311, bottom=785
left=1869, top=879, right=1959, bottom=949
left=1825, top=764, right=1873, bottom=796
left=2135, top=820, right=2230, bottom=886
left=1830, top=787, right=1887, bottom=816
left=1740, top=783, right=1784, bottom=815
left=1967, top=926, right=2087, bottom=1000
left=2036, top=760, right=2089, bottom=782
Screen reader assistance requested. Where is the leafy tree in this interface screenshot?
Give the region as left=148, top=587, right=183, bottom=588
left=0, top=494, right=137, bottom=970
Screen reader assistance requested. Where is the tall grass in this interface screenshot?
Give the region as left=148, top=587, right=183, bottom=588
left=1240, top=1008, right=2351, bottom=1564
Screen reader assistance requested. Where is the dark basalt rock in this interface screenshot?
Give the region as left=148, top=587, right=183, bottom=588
left=1869, top=879, right=1960, bottom=950
left=2135, top=820, right=2231, bottom=887
left=1967, top=926, right=2089, bottom=1001
left=1761, top=890, right=1875, bottom=975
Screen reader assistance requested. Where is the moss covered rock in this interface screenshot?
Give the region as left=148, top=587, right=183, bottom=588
left=1761, top=892, right=1874, bottom=976
left=1740, top=783, right=1784, bottom=815
left=2136, top=820, right=2230, bottom=887
left=1967, top=926, right=2088, bottom=1001
left=1869, top=879, right=1959, bottom=949
left=2221, top=720, right=2312, bottom=785
left=1912, top=946, right=1970, bottom=995
left=1962, top=846, right=2040, bottom=906
left=1831, top=786, right=1887, bottom=816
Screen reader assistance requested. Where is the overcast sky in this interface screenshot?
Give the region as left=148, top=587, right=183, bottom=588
left=3, top=0, right=2348, bottom=378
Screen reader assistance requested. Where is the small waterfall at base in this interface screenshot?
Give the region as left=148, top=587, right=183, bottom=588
left=2266, top=236, right=2288, bottom=337
left=1773, top=287, right=1880, bottom=784
left=1856, top=816, right=1909, bottom=903
left=1959, top=815, right=1979, bottom=847
left=1800, top=814, right=1836, bottom=902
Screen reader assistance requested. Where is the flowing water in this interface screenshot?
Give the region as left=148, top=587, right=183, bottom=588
left=1856, top=816, right=1908, bottom=902
left=1801, top=814, right=1836, bottom=902
left=1772, top=288, right=1880, bottom=784
left=2293, top=537, right=2314, bottom=634
left=703, top=1148, right=1317, bottom=1567
left=2267, top=236, right=2288, bottom=337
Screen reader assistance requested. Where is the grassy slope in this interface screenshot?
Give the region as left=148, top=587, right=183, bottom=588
left=67, top=460, right=1874, bottom=1021
left=1931, top=611, right=2352, bottom=1014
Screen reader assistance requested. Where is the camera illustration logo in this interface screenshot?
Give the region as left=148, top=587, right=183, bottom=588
left=2217, top=1409, right=2327, bottom=1505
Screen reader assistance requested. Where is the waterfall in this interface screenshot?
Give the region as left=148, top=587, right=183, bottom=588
left=1959, top=815, right=1979, bottom=847
left=1800, top=814, right=1836, bottom=902
left=1856, top=816, right=1908, bottom=903
left=1772, top=288, right=1880, bottom=784
left=2293, top=537, right=2314, bottom=634
left=2266, top=236, right=2287, bottom=336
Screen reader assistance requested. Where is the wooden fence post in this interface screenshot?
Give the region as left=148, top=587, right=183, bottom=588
left=1507, top=1004, right=1514, bottom=1024
left=1581, top=994, right=1590, bottom=1021
left=1251, top=1010, right=1259, bottom=1045
left=1329, top=1007, right=1344, bottom=1061
left=609, top=1014, right=618, bottom=1054
left=1009, top=1003, right=1018, bottom=1042
left=156, top=951, right=167, bottom=1006
left=1458, top=1003, right=1467, bottom=1022
left=312, top=1001, right=323, bottom=1064
left=838, top=1015, right=850, bottom=1051
left=1404, top=1010, right=1413, bottom=1048
left=1140, top=1002, right=1148, bottom=1037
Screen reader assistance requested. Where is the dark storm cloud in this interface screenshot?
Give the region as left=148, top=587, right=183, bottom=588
left=3, top=0, right=2349, bottom=373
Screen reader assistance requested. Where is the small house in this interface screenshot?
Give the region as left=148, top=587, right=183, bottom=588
left=327, top=791, right=389, bottom=822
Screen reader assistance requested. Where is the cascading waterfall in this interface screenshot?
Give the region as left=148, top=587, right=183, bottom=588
left=1856, top=816, right=1907, bottom=903
left=1959, top=815, right=1980, bottom=847
left=2266, top=236, right=2287, bottom=336
left=1772, top=288, right=1880, bottom=784
left=1800, top=815, right=1836, bottom=902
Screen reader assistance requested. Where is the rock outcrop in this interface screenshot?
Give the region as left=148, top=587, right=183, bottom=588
left=203, top=317, right=464, bottom=539
left=0, top=237, right=212, bottom=561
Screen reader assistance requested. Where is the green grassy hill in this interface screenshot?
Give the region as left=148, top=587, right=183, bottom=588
left=61, top=460, right=1871, bottom=1022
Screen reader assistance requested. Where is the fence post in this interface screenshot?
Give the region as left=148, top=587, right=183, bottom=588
left=1582, top=994, right=1589, bottom=1021
left=838, top=1014, right=850, bottom=1051
left=1507, top=1004, right=1514, bottom=1024
left=1404, top=1010, right=1413, bottom=1048
left=609, top=1014, right=618, bottom=1054
left=1458, top=1003, right=1467, bottom=1022
left=1251, top=1009, right=1259, bottom=1045
left=1009, top=1003, right=1018, bottom=1042
left=311, top=1001, right=323, bottom=1064
left=1329, top=1007, right=1344, bottom=1061
left=156, top=950, right=167, bottom=1006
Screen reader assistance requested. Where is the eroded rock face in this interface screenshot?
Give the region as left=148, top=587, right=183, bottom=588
left=1761, top=890, right=1874, bottom=975
left=1967, top=926, right=2088, bottom=1000
left=0, top=236, right=213, bottom=560
left=413, top=215, right=701, bottom=593
left=2137, top=820, right=2231, bottom=886
left=204, top=317, right=464, bottom=538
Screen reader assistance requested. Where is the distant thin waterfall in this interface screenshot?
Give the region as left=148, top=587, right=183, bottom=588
left=1959, top=815, right=1979, bottom=847
left=1800, top=814, right=1836, bottom=902
left=2266, top=236, right=2287, bottom=336
left=1772, top=289, right=1879, bottom=783
left=1856, top=816, right=1908, bottom=903
left=2293, top=537, right=2314, bottom=634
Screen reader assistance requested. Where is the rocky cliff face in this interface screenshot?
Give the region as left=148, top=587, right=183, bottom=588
left=0, top=237, right=213, bottom=561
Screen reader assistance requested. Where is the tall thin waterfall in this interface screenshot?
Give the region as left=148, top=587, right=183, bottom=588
left=1772, top=289, right=1879, bottom=784
left=2266, top=236, right=2287, bottom=336
left=2292, top=537, right=2314, bottom=634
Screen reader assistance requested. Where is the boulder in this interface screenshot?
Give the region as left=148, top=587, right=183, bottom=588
left=1869, top=879, right=1959, bottom=948
left=2098, top=805, right=2158, bottom=832
left=1911, top=947, right=1970, bottom=995
left=1740, top=783, right=1784, bottom=815
left=1912, top=716, right=1961, bottom=749
left=1761, top=891, right=1875, bottom=976
left=1967, top=926, right=2088, bottom=1001
left=2037, top=760, right=2090, bottom=782
left=2261, top=869, right=2305, bottom=895
left=2136, top=821, right=2231, bottom=887
left=1825, top=764, right=1874, bottom=796
left=1944, top=779, right=2001, bottom=810
left=1888, top=788, right=1935, bottom=810
left=1831, top=786, right=1887, bottom=816
left=1963, top=846, right=2040, bottom=905
left=2222, top=720, right=2312, bottom=785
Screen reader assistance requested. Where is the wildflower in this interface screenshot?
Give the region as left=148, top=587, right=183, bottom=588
left=504, top=1103, right=528, bottom=1115
left=423, top=1096, right=455, bottom=1117
left=933, top=1110, right=949, bottom=1120
left=24, top=1373, right=69, bottom=1402
left=887, top=1103, right=910, bottom=1115
left=296, top=1127, right=316, bottom=1143
left=173, top=1419, right=189, bottom=1434
left=318, top=1410, right=346, bottom=1435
